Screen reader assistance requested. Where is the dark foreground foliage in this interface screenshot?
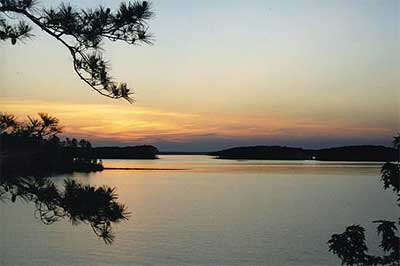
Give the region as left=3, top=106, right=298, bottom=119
left=1, top=112, right=127, bottom=243
left=328, top=134, right=400, bottom=265
left=0, top=0, right=153, bottom=102
left=1, top=112, right=103, bottom=177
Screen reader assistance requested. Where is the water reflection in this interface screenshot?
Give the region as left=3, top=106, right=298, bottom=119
left=1, top=156, right=397, bottom=265
left=0, top=174, right=128, bottom=244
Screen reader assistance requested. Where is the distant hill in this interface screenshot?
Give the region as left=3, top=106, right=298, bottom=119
left=305, top=145, right=398, bottom=161
left=90, top=145, right=159, bottom=159
left=159, top=151, right=209, bottom=155
left=211, top=145, right=397, bottom=161
left=210, top=146, right=305, bottom=160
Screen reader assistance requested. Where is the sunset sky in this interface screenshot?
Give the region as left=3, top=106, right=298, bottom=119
left=1, top=0, right=399, bottom=151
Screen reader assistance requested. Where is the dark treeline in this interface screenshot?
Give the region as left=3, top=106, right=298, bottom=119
left=0, top=112, right=103, bottom=178
left=1, top=112, right=160, bottom=178
left=211, top=145, right=397, bottom=161
left=310, top=146, right=397, bottom=161
left=89, top=145, right=159, bottom=159
left=211, top=146, right=305, bottom=160
left=159, top=151, right=214, bottom=155
left=0, top=112, right=130, bottom=244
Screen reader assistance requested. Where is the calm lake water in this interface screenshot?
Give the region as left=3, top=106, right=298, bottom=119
left=1, top=155, right=398, bottom=265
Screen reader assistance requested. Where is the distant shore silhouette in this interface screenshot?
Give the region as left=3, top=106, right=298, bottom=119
left=209, top=145, right=397, bottom=161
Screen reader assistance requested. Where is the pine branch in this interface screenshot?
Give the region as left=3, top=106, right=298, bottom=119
left=0, top=0, right=153, bottom=103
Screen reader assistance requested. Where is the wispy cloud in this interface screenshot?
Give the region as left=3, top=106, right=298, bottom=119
left=0, top=99, right=396, bottom=147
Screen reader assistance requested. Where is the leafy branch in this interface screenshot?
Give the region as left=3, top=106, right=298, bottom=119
left=328, top=134, right=400, bottom=266
left=0, top=0, right=154, bottom=102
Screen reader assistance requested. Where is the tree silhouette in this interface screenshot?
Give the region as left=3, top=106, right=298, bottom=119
left=393, top=133, right=400, bottom=162
left=1, top=112, right=125, bottom=244
left=1, top=112, right=104, bottom=173
left=0, top=0, right=153, bottom=102
left=393, top=134, right=400, bottom=150
left=1, top=112, right=62, bottom=139
left=27, top=112, right=63, bottom=138
left=0, top=112, right=17, bottom=133
left=328, top=134, right=400, bottom=266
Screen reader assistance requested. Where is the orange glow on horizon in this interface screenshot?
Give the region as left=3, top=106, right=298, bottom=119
left=0, top=99, right=395, bottom=145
